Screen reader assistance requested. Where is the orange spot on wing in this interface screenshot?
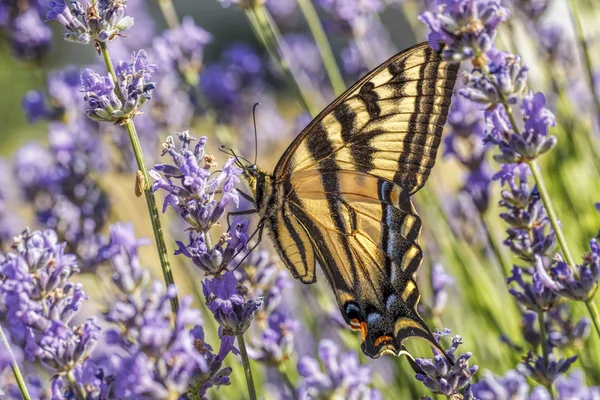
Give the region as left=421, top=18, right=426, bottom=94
left=349, top=319, right=368, bottom=342
left=374, top=336, right=394, bottom=347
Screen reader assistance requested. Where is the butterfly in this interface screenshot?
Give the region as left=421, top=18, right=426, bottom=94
left=235, top=42, right=458, bottom=359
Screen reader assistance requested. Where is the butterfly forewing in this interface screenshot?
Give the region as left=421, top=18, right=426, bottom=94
left=255, top=42, right=458, bottom=359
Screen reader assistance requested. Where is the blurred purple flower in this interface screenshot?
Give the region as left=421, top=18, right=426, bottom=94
left=284, top=33, right=327, bottom=86
left=512, top=0, right=549, bottom=20
left=0, top=159, right=23, bottom=247
left=555, top=369, right=600, bottom=399
left=187, top=325, right=238, bottom=397
left=153, top=16, right=212, bottom=82
left=418, top=0, right=510, bottom=63
left=98, top=222, right=150, bottom=294
left=9, top=8, right=52, bottom=60
left=518, top=352, right=577, bottom=387
left=415, top=329, right=478, bottom=397
left=247, top=310, right=299, bottom=366
left=0, top=229, right=99, bottom=376
left=200, top=43, right=265, bottom=123
left=470, top=369, right=529, bottom=399
left=296, top=339, right=381, bottom=399
left=81, top=50, right=158, bottom=123
left=14, top=123, right=110, bottom=268
left=46, top=0, right=134, bottom=44
left=430, top=263, right=454, bottom=317
left=202, top=271, right=262, bottom=336
left=546, top=303, right=590, bottom=350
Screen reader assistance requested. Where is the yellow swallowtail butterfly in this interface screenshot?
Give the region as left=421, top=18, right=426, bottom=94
left=237, top=42, right=458, bottom=359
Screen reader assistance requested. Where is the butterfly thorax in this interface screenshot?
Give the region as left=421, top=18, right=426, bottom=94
left=242, top=167, right=278, bottom=219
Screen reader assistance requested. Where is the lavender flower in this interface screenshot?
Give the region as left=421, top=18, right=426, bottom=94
left=507, top=266, right=557, bottom=312
left=9, top=7, right=52, bottom=60
left=14, top=123, right=110, bottom=267
left=81, top=50, right=158, bottom=123
left=554, top=369, right=600, bottom=399
left=415, top=329, right=478, bottom=397
left=296, top=339, right=381, bottom=399
left=152, top=132, right=241, bottom=232
left=187, top=326, right=238, bottom=397
left=512, top=0, right=549, bottom=20
left=247, top=310, right=299, bottom=366
left=497, top=165, right=556, bottom=263
left=418, top=0, right=510, bottom=63
left=484, top=90, right=557, bottom=164
left=546, top=303, right=590, bottom=350
left=460, top=48, right=528, bottom=107
left=202, top=271, right=262, bottom=336
left=535, top=239, right=600, bottom=301
left=0, top=229, right=99, bottom=380
left=518, top=352, right=577, bottom=387
left=46, top=0, right=134, bottom=44
left=153, top=16, right=212, bottom=84
left=0, top=159, right=23, bottom=247
left=470, top=369, right=529, bottom=399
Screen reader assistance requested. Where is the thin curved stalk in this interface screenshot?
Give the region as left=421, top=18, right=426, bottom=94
left=157, top=0, right=179, bottom=29
left=237, top=333, right=257, bottom=400
left=297, top=0, right=346, bottom=96
left=98, top=41, right=179, bottom=314
left=0, top=324, right=31, bottom=400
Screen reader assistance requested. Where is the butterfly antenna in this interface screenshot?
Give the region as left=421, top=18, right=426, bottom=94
left=252, top=102, right=260, bottom=165
left=219, top=145, right=252, bottom=168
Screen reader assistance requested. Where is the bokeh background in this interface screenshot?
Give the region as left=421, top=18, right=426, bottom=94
left=1, top=0, right=600, bottom=398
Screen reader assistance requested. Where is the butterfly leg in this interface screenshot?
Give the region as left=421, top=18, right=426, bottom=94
left=231, top=218, right=265, bottom=271
left=227, top=209, right=257, bottom=230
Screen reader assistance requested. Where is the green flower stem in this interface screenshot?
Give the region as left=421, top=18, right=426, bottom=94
left=98, top=41, right=179, bottom=314
left=297, top=0, right=346, bottom=96
left=0, top=324, right=31, bottom=400
left=537, top=311, right=555, bottom=395
left=566, top=0, right=600, bottom=125
left=585, top=299, right=600, bottom=343
left=236, top=332, right=257, bottom=400
left=246, top=4, right=319, bottom=117
left=157, top=0, right=179, bottom=29
left=277, top=363, right=298, bottom=400
left=67, top=369, right=86, bottom=400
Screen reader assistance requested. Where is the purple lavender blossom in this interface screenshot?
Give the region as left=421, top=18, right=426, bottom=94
left=187, top=326, right=238, bottom=397
left=247, top=310, right=299, bottom=366
left=153, top=16, right=212, bottom=83
left=484, top=90, right=557, bottom=164
left=430, top=263, right=455, bottom=317
left=535, top=240, right=600, bottom=301
left=444, top=95, right=492, bottom=213
left=418, top=0, right=510, bottom=63
left=518, top=352, right=577, bottom=387
left=554, top=369, right=600, bottom=399
left=202, top=271, right=262, bottom=336
left=415, top=329, right=478, bottom=397
left=0, top=159, right=23, bottom=247
left=46, top=0, right=134, bottom=44
left=152, top=132, right=241, bottom=232
left=200, top=43, right=265, bottom=123
left=470, top=369, right=529, bottom=399
left=14, top=123, right=110, bottom=268
left=9, top=7, right=52, bottom=60
left=546, top=303, right=590, bottom=350
left=496, top=165, right=556, bottom=263
left=0, top=229, right=100, bottom=383
left=81, top=50, right=158, bottom=123
left=460, top=48, right=528, bottom=107
left=296, top=339, right=382, bottom=399
left=97, top=222, right=150, bottom=293
left=507, top=266, right=557, bottom=312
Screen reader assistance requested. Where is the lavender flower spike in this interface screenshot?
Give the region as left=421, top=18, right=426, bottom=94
left=415, top=329, right=478, bottom=397
left=81, top=50, right=158, bottom=123
left=418, top=0, right=510, bottom=63
left=46, top=0, right=134, bottom=44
